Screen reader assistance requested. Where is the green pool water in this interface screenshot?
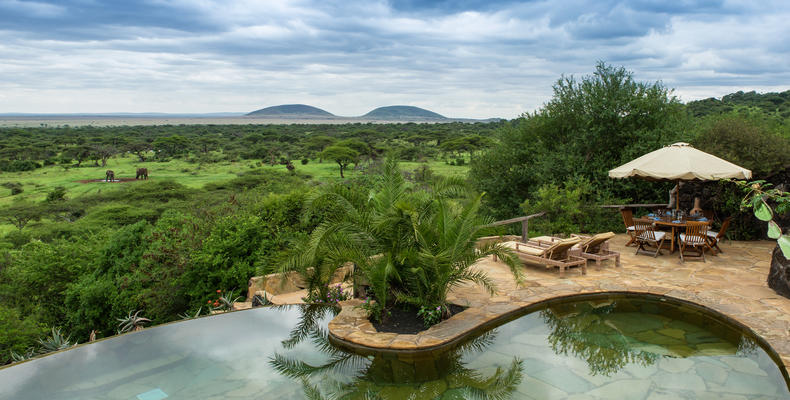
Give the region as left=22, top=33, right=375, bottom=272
left=0, top=294, right=788, bottom=399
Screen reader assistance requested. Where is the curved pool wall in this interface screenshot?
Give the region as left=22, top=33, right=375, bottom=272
left=1, top=294, right=788, bottom=399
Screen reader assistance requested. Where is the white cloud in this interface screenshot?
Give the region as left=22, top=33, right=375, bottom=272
left=0, top=0, right=787, bottom=118
left=0, top=0, right=64, bottom=17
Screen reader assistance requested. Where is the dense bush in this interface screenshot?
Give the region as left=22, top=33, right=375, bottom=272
left=693, top=115, right=790, bottom=177
left=0, top=160, right=41, bottom=172
left=471, top=62, right=688, bottom=222
left=0, top=305, right=47, bottom=365
left=1, top=182, right=23, bottom=195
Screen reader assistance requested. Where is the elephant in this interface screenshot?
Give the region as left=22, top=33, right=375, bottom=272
left=105, top=170, right=114, bottom=182
left=136, top=168, right=148, bottom=180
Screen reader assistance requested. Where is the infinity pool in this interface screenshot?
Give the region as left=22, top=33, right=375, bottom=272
left=1, top=294, right=788, bottom=399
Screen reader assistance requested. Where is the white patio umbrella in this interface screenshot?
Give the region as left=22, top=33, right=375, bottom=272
left=609, top=142, right=752, bottom=210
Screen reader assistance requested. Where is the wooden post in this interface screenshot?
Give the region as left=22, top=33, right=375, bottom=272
left=522, top=220, right=528, bottom=243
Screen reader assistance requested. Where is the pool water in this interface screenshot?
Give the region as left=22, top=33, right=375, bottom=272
left=0, top=294, right=788, bottom=399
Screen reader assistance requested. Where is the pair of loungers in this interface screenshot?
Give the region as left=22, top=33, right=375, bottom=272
left=504, top=232, right=620, bottom=278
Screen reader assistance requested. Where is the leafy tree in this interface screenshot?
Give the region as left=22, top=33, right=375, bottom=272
left=187, top=214, right=268, bottom=302
left=693, top=115, right=790, bottom=177
left=0, top=306, right=47, bottom=365
left=92, top=144, right=117, bottom=167
left=0, top=237, right=100, bottom=331
left=305, top=135, right=336, bottom=161
left=321, top=145, right=359, bottom=178
left=63, top=145, right=93, bottom=167
left=471, top=62, right=687, bottom=219
left=0, top=202, right=46, bottom=230
left=125, top=141, right=151, bottom=162
left=152, top=135, right=189, bottom=158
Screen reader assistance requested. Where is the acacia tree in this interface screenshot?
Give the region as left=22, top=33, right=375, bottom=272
left=125, top=142, right=151, bottom=162
left=63, top=145, right=93, bottom=167
left=0, top=202, right=45, bottom=230
left=321, top=145, right=358, bottom=178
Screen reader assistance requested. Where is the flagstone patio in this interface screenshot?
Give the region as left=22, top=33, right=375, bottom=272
left=328, top=234, right=790, bottom=377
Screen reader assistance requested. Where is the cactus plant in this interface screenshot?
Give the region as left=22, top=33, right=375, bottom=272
left=117, top=310, right=151, bottom=333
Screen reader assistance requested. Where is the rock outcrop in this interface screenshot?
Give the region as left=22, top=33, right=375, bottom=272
left=768, top=245, right=790, bottom=299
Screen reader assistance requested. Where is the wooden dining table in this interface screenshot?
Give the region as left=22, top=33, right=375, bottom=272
left=641, top=215, right=712, bottom=253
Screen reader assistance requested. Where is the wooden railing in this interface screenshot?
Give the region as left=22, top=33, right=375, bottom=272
left=484, top=212, right=546, bottom=243
left=599, top=203, right=668, bottom=209
left=487, top=204, right=666, bottom=242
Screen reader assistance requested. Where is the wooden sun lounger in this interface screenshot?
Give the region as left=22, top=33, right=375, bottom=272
left=571, top=232, right=621, bottom=268
left=509, top=237, right=586, bottom=278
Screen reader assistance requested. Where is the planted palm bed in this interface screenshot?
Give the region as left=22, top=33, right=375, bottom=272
left=281, top=158, right=522, bottom=332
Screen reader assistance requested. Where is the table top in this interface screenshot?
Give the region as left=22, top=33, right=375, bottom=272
left=639, top=215, right=712, bottom=226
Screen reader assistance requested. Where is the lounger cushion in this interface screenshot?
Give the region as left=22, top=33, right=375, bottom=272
left=517, top=245, right=546, bottom=256
left=707, top=230, right=718, bottom=237
left=638, top=231, right=666, bottom=241
left=679, top=233, right=706, bottom=244
left=626, top=226, right=635, bottom=231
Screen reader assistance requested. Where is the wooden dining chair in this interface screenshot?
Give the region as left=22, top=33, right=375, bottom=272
left=633, top=218, right=666, bottom=257
left=620, top=208, right=636, bottom=246
left=679, top=221, right=710, bottom=262
left=706, top=216, right=732, bottom=255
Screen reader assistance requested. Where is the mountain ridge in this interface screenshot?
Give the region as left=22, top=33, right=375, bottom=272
left=362, top=105, right=446, bottom=120
left=246, top=104, right=335, bottom=118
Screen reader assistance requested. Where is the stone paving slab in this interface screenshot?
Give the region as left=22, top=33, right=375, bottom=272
left=327, top=234, right=790, bottom=376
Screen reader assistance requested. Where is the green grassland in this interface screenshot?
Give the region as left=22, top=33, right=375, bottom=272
left=0, top=155, right=469, bottom=235
left=0, top=155, right=469, bottom=202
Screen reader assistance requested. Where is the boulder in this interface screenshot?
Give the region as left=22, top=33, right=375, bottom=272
left=246, top=263, right=355, bottom=300
left=247, top=273, right=301, bottom=299
left=768, top=245, right=790, bottom=299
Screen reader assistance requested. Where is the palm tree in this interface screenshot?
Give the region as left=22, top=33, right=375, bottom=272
left=399, top=194, right=524, bottom=318
left=270, top=324, right=524, bottom=400
left=283, top=158, right=521, bottom=323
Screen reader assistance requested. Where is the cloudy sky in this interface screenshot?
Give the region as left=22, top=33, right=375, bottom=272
left=0, top=0, right=788, bottom=118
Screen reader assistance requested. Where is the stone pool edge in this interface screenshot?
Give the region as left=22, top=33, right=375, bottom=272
left=327, top=288, right=790, bottom=379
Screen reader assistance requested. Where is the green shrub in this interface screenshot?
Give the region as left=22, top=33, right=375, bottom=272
left=45, top=186, right=67, bottom=203
left=693, top=115, right=790, bottom=177
left=204, top=169, right=305, bottom=193
left=64, top=221, right=151, bottom=337
left=1, top=182, right=23, bottom=195
left=0, top=306, right=47, bottom=365
left=187, top=213, right=268, bottom=303
left=3, top=230, right=31, bottom=249
left=0, top=160, right=41, bottom=172
left=522, top=178, right=623, bottom=235
left=0, top=237, right=101, bottom=331
left=77, top=203, right=162, bottom=228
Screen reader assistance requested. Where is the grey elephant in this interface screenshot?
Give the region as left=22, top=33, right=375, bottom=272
left=136, top=168, right=148, bottom=180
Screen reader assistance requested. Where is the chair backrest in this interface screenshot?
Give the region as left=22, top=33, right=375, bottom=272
left=546, top=237, right=581, bottom=260
left=633, top=218, right=657, bottom=241
left=581, top=231, right=615, bottom=253
left=620, top=208, right=634, bottom=228
left=716, top=217, right=732, bottom=240
left=684, top=221, right=708, bottom=245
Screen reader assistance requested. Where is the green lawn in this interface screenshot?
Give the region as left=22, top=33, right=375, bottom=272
left=0, top=155, right=469, bottom=205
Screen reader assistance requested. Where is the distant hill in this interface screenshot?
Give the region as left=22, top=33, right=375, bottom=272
left=362, top=106, right=446, bottom=120
left=686, top=90, right=790, bottom=119
left=247, top=104, right=335, bottom=118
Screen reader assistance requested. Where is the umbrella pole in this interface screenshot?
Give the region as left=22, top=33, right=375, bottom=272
left=676, top=180, right=680, bottom=212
